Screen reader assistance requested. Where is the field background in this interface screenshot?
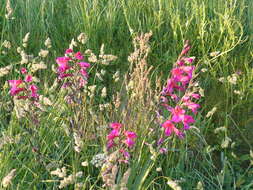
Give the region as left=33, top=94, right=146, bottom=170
left=0, top=0, right=252, bottom=189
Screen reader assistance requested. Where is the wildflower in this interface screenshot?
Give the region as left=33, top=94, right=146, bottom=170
left=124, top=131, right=137, bottom=148
left=77, top=62, right=90, bottom=68
left=8, top=80, right=24, bottom=96
left=20, top=68, right=27, bottom=74
left=182, top=115, right=195, bottom=130
left=183, top=101, right=200, bottom=114
left=74, top=52, right=83, bottom=60
left=110, top=123, right=122, bottom=130
left=170, top=106, right=185, bottom=123
left=24, top=75, right=33, bottom=82
left=29, top=84, right=39, bottom=98
left=56, top=57, right=71, bottom=73
left=162, top=120, right=183, bottom=138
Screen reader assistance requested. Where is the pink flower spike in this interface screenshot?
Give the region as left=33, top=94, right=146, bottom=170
left=74, top=52, right=84, bottom=60
left=110, top=123, right=122, bottom=130
left=65, top=49, right=73, bottom=54
left=21, top=68, right=27, bottom=74
left=25, top=75, right=33, bottom=82
left=125, top=131, right=137, bottom=139
left=77, top=62, right=90, bottom=68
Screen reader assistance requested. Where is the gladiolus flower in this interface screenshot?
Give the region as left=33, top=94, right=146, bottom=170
left=25, top=75, right=33, bottom=82
left=171, top=106, right=185, bottom=123
left=124, top=138, right=135, bottom=148
left=20, top=68, right=27, bottom=74
left=110, top=123, right=122, bottom=130
left=77, top=62, right=90, bottom=68
left=107, top=129, right=120, bottom=140
left=29, top=84, right=39, bottom=98
left=182, top=115, right=195, bottom=130
left=124, top=131, right=137, bottom=139
left=65, top=49, right=73, bottom=54
left=162, top=120, right=183, bottom=137
left=75, top=52, right=84, bottom=60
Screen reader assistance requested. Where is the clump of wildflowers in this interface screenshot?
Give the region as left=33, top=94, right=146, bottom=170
left=106, top=122, right=137, bottom=163
left=56, top=49, right=90, bottom=99
left=8, top=68, right=43, bottom=122
left=158, top=41, right=201, bottom=143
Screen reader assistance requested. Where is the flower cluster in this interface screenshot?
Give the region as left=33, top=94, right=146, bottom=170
left=8, top=68, right=39, bottom=100
left=159, top=41, right=201, bottom=139
left=56, top=49, right=90, bottom=89
left=107, top=123, right=137, bottom=162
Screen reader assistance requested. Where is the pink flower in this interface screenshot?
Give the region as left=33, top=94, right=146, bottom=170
left=75, top=52, right=84, bottom=60
left=183, top=57, right=195, bottom=64
left=124, top=138, right=135, bottom=148
left=183, top=115, right=195, bottom=130
left=124, top=131, right=137, bottom=139
left=8, top=80, right=24, bottom=96
left=65, top=49, right=73, bottom=54
left=56, top=57, right=71, bottom=73
left=171, top=106, right=185, bottom=123
left=162, top=120, right=183, bottom=137
left=29, top=85, right=39, bottom=98
left=159, top=148, right=168, bottom=154
left=25, top=75, right=33, bottom=82
left=10, top=87, right=25, bottom=96
left=20, top=68, right=27, bottom=74
left=107, top=129, right=120, bottom=140
left=77, top=62, right=90, bottom=68
left=9, top=80, right=23, bottom=87
left=191, top=93, right=200, bottom=99
left=110, top=123, right=122, bottom=130
left=183, top=101, right=200, bottom=114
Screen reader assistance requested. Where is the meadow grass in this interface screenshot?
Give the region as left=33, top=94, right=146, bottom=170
left=0, top=0, right=252, bottom=189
